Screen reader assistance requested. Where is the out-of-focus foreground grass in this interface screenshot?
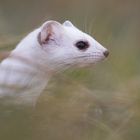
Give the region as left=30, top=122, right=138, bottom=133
left=0, top=0, right=140, bottom=140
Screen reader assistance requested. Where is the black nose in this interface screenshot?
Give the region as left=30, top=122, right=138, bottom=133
left=103, top=50, right=109, bottom=57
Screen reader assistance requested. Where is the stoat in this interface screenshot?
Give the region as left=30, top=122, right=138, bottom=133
left=0, top=20, right=109, bottom=105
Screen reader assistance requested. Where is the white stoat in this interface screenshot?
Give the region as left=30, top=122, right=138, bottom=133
left=0, top=20, right=109, bottom=105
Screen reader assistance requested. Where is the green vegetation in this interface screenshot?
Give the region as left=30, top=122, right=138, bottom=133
left=0, top=0, right=140, bottom=140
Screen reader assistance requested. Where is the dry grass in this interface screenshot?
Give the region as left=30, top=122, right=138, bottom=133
left=0, top=0, right=140, bottom=140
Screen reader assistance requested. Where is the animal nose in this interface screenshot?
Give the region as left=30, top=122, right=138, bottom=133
left=103, top=50, right=109, bottom=57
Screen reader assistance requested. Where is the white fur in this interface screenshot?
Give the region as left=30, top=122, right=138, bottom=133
left=0, top=20, right=108, bottom=105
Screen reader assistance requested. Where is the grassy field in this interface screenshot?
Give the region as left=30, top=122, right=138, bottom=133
left=0, top=0, right=140, bottom=140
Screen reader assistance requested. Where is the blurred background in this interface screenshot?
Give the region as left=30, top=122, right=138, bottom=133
left=0, top=0, right=140, bottom=140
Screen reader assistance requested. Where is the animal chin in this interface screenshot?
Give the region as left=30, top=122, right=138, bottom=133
left=76, top=61, right=96, bottom=68
left=83, top=55, right=105, bottom=62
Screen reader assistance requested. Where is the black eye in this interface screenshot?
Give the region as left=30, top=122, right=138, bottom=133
left=75, top=41, right=89, bottom=50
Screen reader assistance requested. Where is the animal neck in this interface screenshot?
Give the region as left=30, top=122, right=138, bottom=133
left=0, top=29, right=53, bottom=105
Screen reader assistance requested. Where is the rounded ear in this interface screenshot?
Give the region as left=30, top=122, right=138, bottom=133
left=38, top=21, right=63, bottom=45
left=63, top=20, right=74, bottom=27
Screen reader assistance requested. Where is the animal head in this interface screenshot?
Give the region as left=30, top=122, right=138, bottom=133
left=37, top=20, right=109, bottom=71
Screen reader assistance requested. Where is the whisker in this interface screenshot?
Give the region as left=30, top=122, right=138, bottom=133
left=88, top=19, right=95, bottom=35
left=83, top=16, right=88, bottom=33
